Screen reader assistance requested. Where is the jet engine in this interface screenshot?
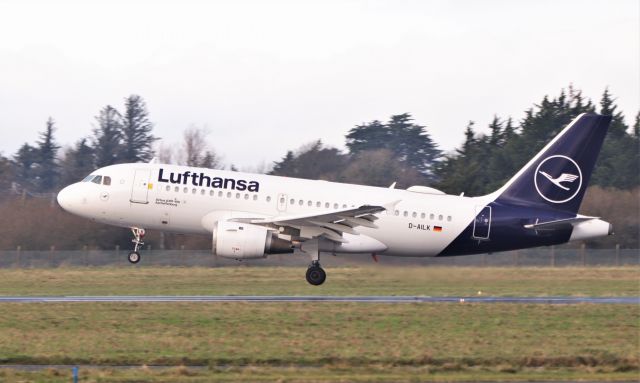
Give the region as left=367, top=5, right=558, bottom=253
left=212, top=220, right=294, bottom=260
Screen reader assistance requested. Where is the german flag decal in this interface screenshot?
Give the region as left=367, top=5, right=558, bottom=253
left=433, top=226, right=443, bottom=232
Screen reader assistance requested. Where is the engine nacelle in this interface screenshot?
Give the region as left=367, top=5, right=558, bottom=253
left=213, top=221, right=294, bottom=260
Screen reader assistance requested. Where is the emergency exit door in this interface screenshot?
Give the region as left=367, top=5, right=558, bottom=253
left=130, top=169, right=151, bottom=204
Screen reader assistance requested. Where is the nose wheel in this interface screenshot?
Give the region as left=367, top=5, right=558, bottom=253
left=129, top=227, right=145, bottom=264
left=128, top=251, right=141, bottom=264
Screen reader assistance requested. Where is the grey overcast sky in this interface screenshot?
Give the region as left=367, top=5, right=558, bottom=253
left=0, top=0, right=638, bottom=169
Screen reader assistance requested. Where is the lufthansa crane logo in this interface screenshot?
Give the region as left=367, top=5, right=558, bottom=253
left=534, top=155, right=582, bottom=204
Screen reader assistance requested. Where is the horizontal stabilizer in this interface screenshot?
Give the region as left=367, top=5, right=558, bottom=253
left=523, top=216, right=598, bottom=230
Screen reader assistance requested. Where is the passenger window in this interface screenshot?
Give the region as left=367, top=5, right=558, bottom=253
left=253, top=195, right=258, bottom=201
left=267, top=196, right=272, bottom=202
left=325, top=202, right=330, bottom=208
left=430, top=213, right=435, bottom=220
left=174, top=186, right=179, bottom=192
left=394, top=210, right=399, bottom=216
left=290, top=199, right=295, bottom=205
left=166, top=185, right=170, bottom=191
left=192, top=188, right=197, bottom=194
left=438, top=214, right=443, bottom=221
left=403, top=211, right=408, bottom=217
left=316, top=201, right=321, bottom=207
left=333, top=203, right=338, bottom=209
left=307, top=200, right=312, bottom=207
left=183, top=187, right=188, bottom=193
left=92, top=176, right=102, bottom=184
left=236, top=193, right=241, bottom=199
left=201, top=189, right=205, bottom=195
left=210, top=190, right=214, bottom=196
left=342, top=204, right=347, bottom=208
left=244, top=194, right=249, bottom=200
left=218, top=191, right=223, bottom=197
left=299, top=199, right=303, bottom=206
left=227, top=192, right=232, bottom=198
left=412, top=212, right=417, bottom=218
left=103, top=176, right=111, bottom=186
left=447, top=216, right=452, bottom=222
left=421, top=213, right=425, bottom=219
left=280, top=197, right=285, bottom=203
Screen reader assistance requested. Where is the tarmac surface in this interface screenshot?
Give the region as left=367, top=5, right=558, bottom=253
left=0, top=295, right=637, bottom=304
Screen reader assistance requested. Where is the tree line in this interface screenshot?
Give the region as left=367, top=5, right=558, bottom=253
left=0, top=86, right=637, bottom=249
left=6, top=95, right=157, bottom=192
left=270, top=87, right=639, bottom=195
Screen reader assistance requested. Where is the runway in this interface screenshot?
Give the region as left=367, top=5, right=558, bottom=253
left=0, top=295, right=637, bottom=304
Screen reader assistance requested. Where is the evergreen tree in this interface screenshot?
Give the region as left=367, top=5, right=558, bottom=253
left=34, top=117, right=60, bottom=190
left=590, top=89, right=639, bottom=188
left=435, top=87, right=637, bottom=195
left=120, top=95, right=157, bottom=162
left=346, top=113, right=441, bottom=180
left=345, top=120, right=387, bottom=153
left=270, top=141, right=346, bottom=181
left=488, top=115, right=502, bottom=146
left=13, top=143, right=38, bottom=189
left=93, top=105, right=123, bottom=167
left=0, top=154, right=13, bottom=195
left=60, top=138, right=95, bottom=186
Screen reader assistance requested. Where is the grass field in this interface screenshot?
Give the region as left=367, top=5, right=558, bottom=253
left=0, top=266, right=638, bottom=382
left=0, top=266, right=638, bottom=296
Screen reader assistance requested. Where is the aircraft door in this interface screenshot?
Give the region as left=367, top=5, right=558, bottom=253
left=277, top=193, right=288, bottom=212
left=472, top=205, right=492, bottom=240
left=130, top=169, right=152, bottom=204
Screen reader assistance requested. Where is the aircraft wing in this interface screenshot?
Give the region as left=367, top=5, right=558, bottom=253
left=523, top=216, right=598, bottom=230
left=231, top=205, right=386, bottom=243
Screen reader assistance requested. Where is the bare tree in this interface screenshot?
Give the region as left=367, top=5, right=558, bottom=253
left=178, top=125, right=221, bottom=168
left=155, top=140, right=174, bottom=164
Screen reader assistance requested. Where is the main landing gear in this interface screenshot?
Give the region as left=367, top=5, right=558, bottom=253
left=306, top=260, right=326, bottom=286
left=301, top=240, right=326, bottom=286
left=128, top=227, right=145, bottom=264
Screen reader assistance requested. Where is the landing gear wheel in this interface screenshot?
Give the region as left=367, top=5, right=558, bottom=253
left=128, top=251, right=141, bottom=264
left=128, top=227, right=145, bottom=264
left=306, top=265, right=326, bottom=286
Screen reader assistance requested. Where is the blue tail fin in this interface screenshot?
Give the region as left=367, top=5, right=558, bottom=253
left=494, top=113, right=612, bottom=214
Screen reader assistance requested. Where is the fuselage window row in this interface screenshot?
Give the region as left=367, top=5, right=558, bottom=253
left=160, top=187, right=454, bottom=222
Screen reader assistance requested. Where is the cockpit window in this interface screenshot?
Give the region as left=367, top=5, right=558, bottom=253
left=82, top=175, right=95, bottom=182
left=103, top=176, right=111, bottom=186
left=91, top=175, right=103, bottom=184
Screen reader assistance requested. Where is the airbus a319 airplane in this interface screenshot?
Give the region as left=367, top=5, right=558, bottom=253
left=57, top=113, right=613, bottom=285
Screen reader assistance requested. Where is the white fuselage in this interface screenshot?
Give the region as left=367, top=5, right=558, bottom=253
left=59, top=163, right=492, bottom=257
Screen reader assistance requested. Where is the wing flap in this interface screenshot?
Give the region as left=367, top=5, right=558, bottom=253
left=241, top=204, right=386, bottom=243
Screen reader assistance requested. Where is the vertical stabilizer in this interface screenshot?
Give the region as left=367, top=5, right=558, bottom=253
left=493, top=113, right=611, bottom=214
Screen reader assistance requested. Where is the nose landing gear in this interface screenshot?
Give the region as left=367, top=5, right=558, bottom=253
left=128, top=227, right=145, bottom=264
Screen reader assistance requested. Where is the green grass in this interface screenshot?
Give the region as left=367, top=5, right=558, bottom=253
left=0, top=266, right=637, bottom=296
left=0, top=266, right=638, bottom=381
left=0, top=303, right=638, bottom=381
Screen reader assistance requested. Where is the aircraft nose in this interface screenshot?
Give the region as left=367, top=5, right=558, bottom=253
left=57, top=184, right=82, bottom=212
